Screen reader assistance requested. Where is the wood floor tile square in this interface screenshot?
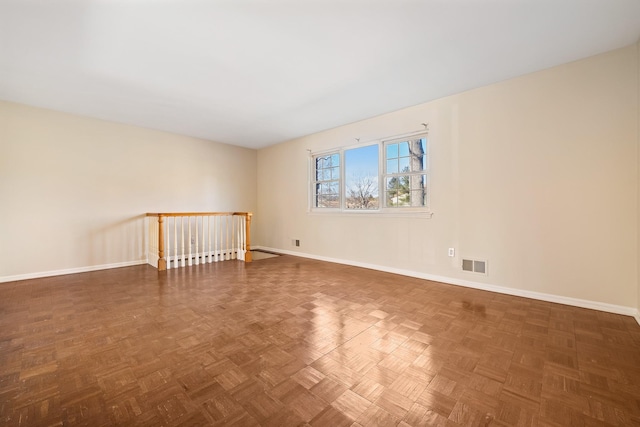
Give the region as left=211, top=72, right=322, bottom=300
left=310, top=377, right=348, bottom=405
left=355, top=403, right=399, bottom=426
left=309, top=405, right=353, bottom=427
left=288, top=388, right=327, bottom=421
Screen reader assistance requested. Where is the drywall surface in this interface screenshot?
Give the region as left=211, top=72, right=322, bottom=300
left=0, top=101, right=257, bottom=279
left=256, top=44, right=638, bottom=309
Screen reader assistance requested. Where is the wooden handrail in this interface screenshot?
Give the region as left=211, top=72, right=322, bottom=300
left=147, top=212, right=253, bottom=270
left=146, top=212, right=252, bottom=217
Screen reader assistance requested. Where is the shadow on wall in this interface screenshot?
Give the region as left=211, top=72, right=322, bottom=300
left=88, top=214, right=147, bottom=266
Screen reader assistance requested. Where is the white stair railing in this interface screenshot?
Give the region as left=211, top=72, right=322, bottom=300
left=146, top=212, right=252, bottom=270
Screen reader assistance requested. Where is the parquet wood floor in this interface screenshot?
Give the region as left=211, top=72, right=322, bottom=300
left=1, top=256, right=640, bottom=426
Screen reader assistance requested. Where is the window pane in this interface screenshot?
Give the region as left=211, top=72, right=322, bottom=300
left=386, top=175, right=410, bottom=207
left=329, top=182, right=339, bottom=195
left=385, top=174, right=427, bottom=208
left=388, top=176, right=400, bottom=189
left=408, top=138, right=426, bottom=171
left=410, top=174, right=427, bottom=207
left=410, top=189, right=427, bottom=207
left=331, top=166, right=340, bottom=180
left=317, top=194, right=338, bottom=208
left=313, top=152, right=340, bottom=208
left=345, top=145, right=379, bottom=210
left=386, top=143, right=398, bottom=159
left=396, top=197, right=410, bottom=207
left=386, top=190, right=397, bottom=206
left=410, top=174, right=426, bottom=188
left=399, top=141, right=409, bottom=157
left=385, top=177, right=397, bottom=207
left=386, top=159, right=397, bottom=174
left=398, top=157, right=410, bottom=172
left=385, top=139, right=427, bottom=172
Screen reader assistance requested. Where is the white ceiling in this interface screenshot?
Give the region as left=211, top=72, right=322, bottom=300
left=1, top=1, right=639, bottom=149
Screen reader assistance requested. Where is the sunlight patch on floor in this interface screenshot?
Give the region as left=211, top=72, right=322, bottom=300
left=250, top=250, right=280, bottom=260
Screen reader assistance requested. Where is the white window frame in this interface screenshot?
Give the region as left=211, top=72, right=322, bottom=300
left=310, top=150, right=341, bottom=211
left=381, top=134, right=429, bottom=213
left=308, top=131, right=432, bottom=217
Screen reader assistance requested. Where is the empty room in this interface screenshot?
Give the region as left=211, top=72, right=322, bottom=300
left=1, top=1, right=640, bottom=426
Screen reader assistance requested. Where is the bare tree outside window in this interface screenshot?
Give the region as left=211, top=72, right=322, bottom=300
left=345, top=144, right=379, bottom=210
left=346, top=174, right=378, bottom=209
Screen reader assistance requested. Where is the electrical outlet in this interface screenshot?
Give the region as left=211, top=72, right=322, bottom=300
left=295, top=239, right=300, bottom=247
left=448, top=248, right=455, bottom=257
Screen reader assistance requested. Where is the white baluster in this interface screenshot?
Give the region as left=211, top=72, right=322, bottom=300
left=201, top=216, right=205, bottom=263
left=239, top=215, right=246, bottom=261
left=221, top=216, right=225, bottom=261
left=236, top=215, right=242, bottom=261
left=195, top=216, right=199, bottom=265
left=188, top=216, right=192, bottom=266
left=166, top=217, right=171, bottom=270
left=213, top=216, right=218, bottom=262
left=225, top=215, right=233, bottom=259
left=208, top=216, right=212, bottom=263
left=238, top=216, right=247, bottom=261
left=173, top=217, right=178, bottom=269
left=229, top=215, right=233, bottom=260
left=181, top=216, right=186, bottom=267
left=233, top=215, right=238, bottom=260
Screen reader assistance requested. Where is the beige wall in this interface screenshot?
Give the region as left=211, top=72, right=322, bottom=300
left=256, top=44, right=639, bottom=310
left=0, top=101, right=257, bottom=279
left=637, top=39, right=640, bottom=317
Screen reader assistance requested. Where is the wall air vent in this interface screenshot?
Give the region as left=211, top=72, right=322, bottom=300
left=462, top=259, right=487, bottom=274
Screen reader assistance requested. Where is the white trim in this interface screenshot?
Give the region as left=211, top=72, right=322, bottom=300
left=148, top=252, right=159, bottom=268
left=254, top=246, right=639, bottom=318
left=0, top=260, right=148, bottom=283
left=309, top=132, right=431, bottom=215
left=308, top=210, right=433, bottom=219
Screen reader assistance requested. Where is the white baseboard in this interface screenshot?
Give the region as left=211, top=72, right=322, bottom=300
left=4, top=248, right=639, bottom=326
left=0, top=260, right=148, bottom=283
left=254, top=246, right=639, bottom=320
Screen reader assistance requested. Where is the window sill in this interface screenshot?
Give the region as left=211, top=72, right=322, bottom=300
left=307, top=209, right=433, bottom=219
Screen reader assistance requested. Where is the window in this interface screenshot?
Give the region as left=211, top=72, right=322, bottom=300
left=312, top=152, right=340, bottom=208
left=384, top=137, right=427, bottom=208
left=311, top=132, right=429, bottom=213
left=345, top=145, right=379, bottom=210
